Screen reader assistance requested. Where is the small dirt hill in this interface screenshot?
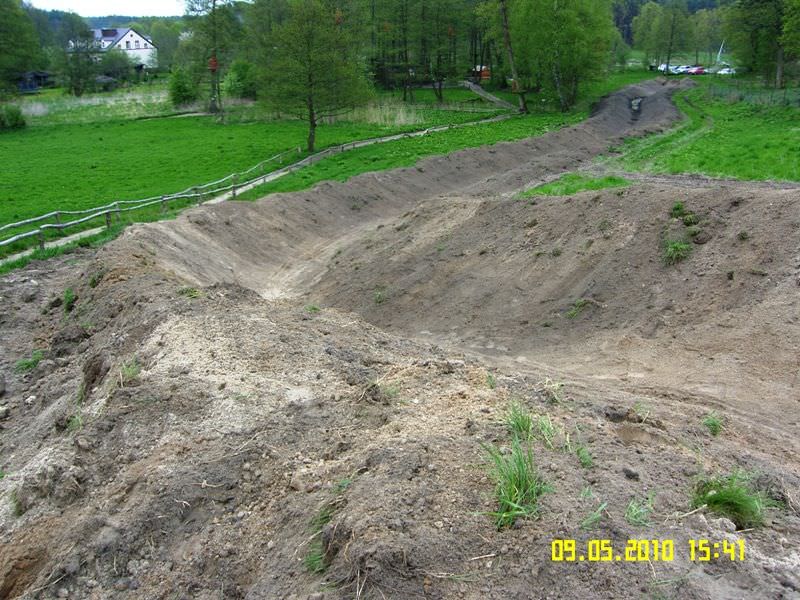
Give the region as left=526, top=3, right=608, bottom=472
left=1, top=79, right=799, bottom=600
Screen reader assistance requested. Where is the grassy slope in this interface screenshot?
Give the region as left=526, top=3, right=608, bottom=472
left=621, top=82, right=800, bottom=182
left=519, top=174, right=630, bottom=198
left=0, top=106, right=492, bottom=225
left=239, top=71, right=658, bottom=199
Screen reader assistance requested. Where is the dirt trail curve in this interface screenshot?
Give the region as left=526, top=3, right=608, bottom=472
left=2, top=78, right=799, bottom=600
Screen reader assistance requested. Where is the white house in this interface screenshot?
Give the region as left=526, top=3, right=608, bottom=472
left=91, top=28, right=158, bottom=67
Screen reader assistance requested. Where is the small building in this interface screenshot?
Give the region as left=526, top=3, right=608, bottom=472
left=17, top=71, right=54, bottom=93
left=90, top=28, right=158, bottom=68
left=471, top=65, right=491, bottom=83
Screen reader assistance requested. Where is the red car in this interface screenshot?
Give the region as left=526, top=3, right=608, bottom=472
left=687, top=66, right=706, bottom=75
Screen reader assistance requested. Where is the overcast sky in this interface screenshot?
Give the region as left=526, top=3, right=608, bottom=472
left=28, top=0, right=185, bottom=17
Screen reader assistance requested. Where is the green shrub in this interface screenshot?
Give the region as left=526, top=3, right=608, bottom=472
left=222, top=59, right=258, bottom=100
left=169, top=68, right=198, bottom=107
left=692, top=473, right=770, bottom=529
left=670, top=202, right=686, bottom=218
left=0, top=104, right=26, bottom=131
left=664, top=240, right=692, bottom=265
left=485, top=439, right=550, bottom=528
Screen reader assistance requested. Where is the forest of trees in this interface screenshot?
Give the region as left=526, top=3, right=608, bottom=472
left=1, top=0, right=799, bottom=138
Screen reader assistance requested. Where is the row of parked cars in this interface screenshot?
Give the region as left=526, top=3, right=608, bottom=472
left=657, top=64, right=737, bottom=75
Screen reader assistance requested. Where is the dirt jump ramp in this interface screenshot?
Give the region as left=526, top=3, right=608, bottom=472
left=2, top=78, right=799, bottom=600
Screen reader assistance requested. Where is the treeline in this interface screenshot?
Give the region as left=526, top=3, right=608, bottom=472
left=632, top=0, right=799, bottom=87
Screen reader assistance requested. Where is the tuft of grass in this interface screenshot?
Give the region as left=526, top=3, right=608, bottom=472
left=633, top=400, right=651, bottom=424
left=581, top=502, right=608, bottom=530
left=625, top=493, right=655, bottom=526
left=485, top=439, right=550, bottom=528
left=66, top=412, right=83, bottom=434
left=566, top=298, right=589, bottom=319
left=486, top=372, right=497, bottom=390
left=670, top=201, right=686, bottom=218
left=663, top=240, right=692, bottom=265
left=177, top=286, right=201, bottom=299
left=702, top=411, right=723, bottom=436
left=686, top=225, right=702, bottom=238
left=737, top=230, right=750, bottom=241
left=88, top=270, right=105, bottom=288
left=538, top=378, right=564, bottom=404
left=0, top=470, right=5, bottom=480
left=63, top=287, right=76, bottom=314
left=119, top=359, right=141, bottom=386
left=576, top=445, right=594, bottom=468
left=506, top=400, right=534, bottom=440
left=373, top=287, right=388, bottom=305
left=682, top=213, right=699, bottom=226
left=14, top=349, right=44, bottom=373
left=692, top=472, right=771, bottom=529
left=305, top=504, right=336, bottom=574
left=519, top=173, right=630, bottom=198
left=580, top=486, right=594, bottom=500
left=10, top=489, right=24, bottom=517
left=305, top=304, right=321, bottom=314
left=551, top=247, right=562, bottom=258
left=535, top=415, right=557, bottom=450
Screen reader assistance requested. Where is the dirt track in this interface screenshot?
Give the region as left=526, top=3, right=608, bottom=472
left=1, top=79, right=799, bottom=600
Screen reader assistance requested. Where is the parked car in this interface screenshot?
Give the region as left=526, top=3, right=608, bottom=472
left=717, top=67, right=737, bottom=75
left=675, top=65, right=692, bottom=74
left=657, top=63, right=682, bottom=74
left=688, top=66, right=706, bottom=75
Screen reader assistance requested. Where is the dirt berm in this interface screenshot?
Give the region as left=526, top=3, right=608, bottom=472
left=1, top=79, right=799, bottom=600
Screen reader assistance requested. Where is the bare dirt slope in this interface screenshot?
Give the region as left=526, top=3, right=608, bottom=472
left=1, top=79, right=799, bottom=600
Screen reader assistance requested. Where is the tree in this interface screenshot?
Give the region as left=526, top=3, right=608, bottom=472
left=263, top=0, right=371, bottom=152
left=498, top=0, right=527, bottom=112
left=151, top=21, right=182, bottom=70
left=515, top=0, right=615, bottom=112
left=58, top=12, right=96, bottom=96
left=785, top=0, right=800, bottom=56
left=99, top=49, right=134, bottom=82
left=632, top=0, right=689, bottom=70
left=0, top=0, right=39, bottom=95
left=724, top=0, right=787, bottom=87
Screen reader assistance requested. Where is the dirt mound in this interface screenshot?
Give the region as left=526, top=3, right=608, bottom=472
left=2, top=79, right=800, bottom=600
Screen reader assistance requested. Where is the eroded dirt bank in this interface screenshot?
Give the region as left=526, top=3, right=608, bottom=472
left=1, top=79, right=799, bottom=600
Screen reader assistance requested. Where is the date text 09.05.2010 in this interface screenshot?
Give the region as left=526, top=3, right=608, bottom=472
left=551, top=539, right=745, bottom=562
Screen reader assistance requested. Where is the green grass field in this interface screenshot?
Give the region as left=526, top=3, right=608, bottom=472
left=0, top=104, right=494, bottom=226
left=519, top=173, right=630, bottom=198
left=620, top=82, right=800, bottom=181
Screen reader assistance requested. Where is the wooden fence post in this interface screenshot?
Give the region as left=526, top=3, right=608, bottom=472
left=38, top=231, right=45, bottom=251
left=161, top=195, right=168, bottom=213
left=232, top=175, right=238, bottom=198
left=115, top=202, right=121, bottom=223
left=54, top=213, right=61, bottom=226
left=105, top=212, right=112, bottom=228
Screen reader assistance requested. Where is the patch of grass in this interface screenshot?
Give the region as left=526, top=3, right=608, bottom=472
left=14, top=349, right=44, bottom=373
left=305, top=304, right=321, bottom=314
left=535, top=415, right=557, bottom=450
left=633, top=401, right=651, bottom=424
left=686, top=225, right=702, bottom=238
left=0, top=470, right=5, bottom=479
left=485, top=439, right=550, bottom=528
left=621, top=83, right=800, bottom=182
left=702, top=411, right=723, bottom=436
left=486, top=372, right=497, bottom=390
left=566, top=298, right=589, bottom=319
left=538, top=378, right=564, bottom=404
left=625, top=493, right=655, bottom=526
left=581, top=501, right=608, bottom=530
left=305, top=504, right=336, bottom=574
left=670, top=202, right=687, bottom=218
left=692, top=472, right=772, bottom=529
left=576, top=445, right=594, bottom=468
left=519, top=173, right=630, bottom=198
left=10, top=489, right=24, bottom=517
left=506, top=400, right=534, bottom=440
left=63, top=287, right=76, bottom=313
left=66, top=411, right=83, bottom=434
left=682, top=213, right=699, bottom=226
left=580, top=486, right=594, bottom=500
left=380, top=383, right=400, bottom=399
left=663, top=240, right=692, bottom=265
left=177, top=287, right=201, bottom=299
left=373, top=287, right=388, bottom=305
left=551, top=247, right=562, bottom=258
left=88, top=270, right=104, bottom=288
left=737, top=230, right=750, bottom=241
left=119, top=359, right=141, bottom=386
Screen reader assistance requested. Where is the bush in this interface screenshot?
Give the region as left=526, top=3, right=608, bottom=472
left=0, top=104, right=26, bottom=131
left=169, top=68, right=198, bottom=107
left=222, top=59, right=258, bottom=100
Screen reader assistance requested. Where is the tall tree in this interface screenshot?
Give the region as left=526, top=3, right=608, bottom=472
left=151, top=21, right=182, bottom=70
left=498, top=0, right=527, bottom=112
left=58, top=12, right=95, bottom=97
left=785, top=0, right=800, bottom=56
left=263, top=0, right=371, bottom=152
left=724, top=0, right=787, bottom=87
left=0, top=0, right=39, bottom=95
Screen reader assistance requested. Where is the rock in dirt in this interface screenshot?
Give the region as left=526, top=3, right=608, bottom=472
left=622, top=467, right=640, bottom=480
left=20, top=281, right=40, bottom=303
left=0, top=405, right=9, bottom=420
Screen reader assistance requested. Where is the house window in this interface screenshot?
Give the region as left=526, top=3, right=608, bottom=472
left=126, top=41, right=131, bottom=49
left=135, top=40, right=140, bottom=48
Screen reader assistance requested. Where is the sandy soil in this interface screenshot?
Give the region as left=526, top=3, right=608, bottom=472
left=1, top=78, right=799, bottom=600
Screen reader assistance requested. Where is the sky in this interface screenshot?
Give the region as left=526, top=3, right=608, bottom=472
left=28, top=0, right=185, bottom=17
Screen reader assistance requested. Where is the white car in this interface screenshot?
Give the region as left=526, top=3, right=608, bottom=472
left=717, top=67, right=737, bottom=75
